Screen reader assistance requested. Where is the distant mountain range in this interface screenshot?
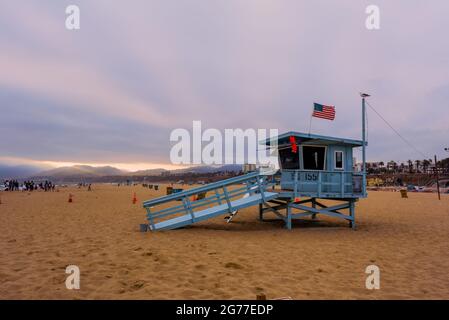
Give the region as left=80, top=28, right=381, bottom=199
left=0, top=164, right=49, bottom=179
left=4, top=164, right=243, bottom=180
left=32, top=165, right=126, bottom=178
left=170, top=164, right=242, bottom=175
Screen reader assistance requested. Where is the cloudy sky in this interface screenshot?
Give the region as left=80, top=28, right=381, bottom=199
left=1, top=0, right=448, bottom=170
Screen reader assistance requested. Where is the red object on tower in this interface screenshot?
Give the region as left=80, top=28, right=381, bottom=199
left=289, top=136, right=298, bottom=153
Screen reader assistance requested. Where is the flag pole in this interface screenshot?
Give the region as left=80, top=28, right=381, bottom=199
left=434, top=154, right=441, bottom=200
left=308, top=113, right=313, bottom=135
left=360, top=93, right=370, bottom=197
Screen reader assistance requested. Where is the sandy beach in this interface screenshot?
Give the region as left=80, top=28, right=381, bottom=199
left=0, top=185, right=448, bottom=299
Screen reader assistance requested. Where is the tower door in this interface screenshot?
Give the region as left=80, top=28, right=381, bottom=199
left=302, top=146, right=326, bottom=170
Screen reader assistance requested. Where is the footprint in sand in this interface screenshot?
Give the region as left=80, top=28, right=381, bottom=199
left=117, top=280, right=146, bottom=293
left=224, top=262, right=244, bottom=269
left=119, top=270, right=130, bottom=276
left=194, top=264, right=207, bottom=270
left=130, top=280, right=146, bottom=291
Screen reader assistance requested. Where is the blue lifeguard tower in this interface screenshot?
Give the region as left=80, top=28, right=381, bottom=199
left=142, top=96, right=368, bottom=231
left=256, top=131, right=365, bottom=229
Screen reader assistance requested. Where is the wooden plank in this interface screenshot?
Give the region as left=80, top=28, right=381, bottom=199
left=182, top=197, right=195, bottom=223
left=286, top=204, right=292, bottom=230
left=291, top=202, right=350, bottom=215
left=152, top=192, right=279, bottom=230
left=143, top=171, right=260, bottom=207
left=222, top=186, right=234, bottom=213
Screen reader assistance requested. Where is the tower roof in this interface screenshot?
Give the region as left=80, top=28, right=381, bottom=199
left=260, top=131, right=365, bottom=147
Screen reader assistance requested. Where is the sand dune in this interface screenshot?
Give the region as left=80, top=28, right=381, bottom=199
left=0, top=185, right=448, bottom=299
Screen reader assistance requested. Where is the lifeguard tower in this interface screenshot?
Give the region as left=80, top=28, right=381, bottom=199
left=142, top=96, right=368, bottom=231
left=256, top=131, right=365, bottom=229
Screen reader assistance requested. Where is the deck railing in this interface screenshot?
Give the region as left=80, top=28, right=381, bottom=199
left=280, top=170, right=365, bottom=198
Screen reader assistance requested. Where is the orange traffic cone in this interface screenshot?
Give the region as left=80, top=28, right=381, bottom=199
left=132, top=192, right=137, bottom=204
left=68, top=194, right=73, bottom=203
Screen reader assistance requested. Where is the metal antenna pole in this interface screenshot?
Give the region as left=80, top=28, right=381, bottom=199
left=360, top=93, right=370, bottom=196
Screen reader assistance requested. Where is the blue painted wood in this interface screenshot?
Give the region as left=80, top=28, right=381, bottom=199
left=222, top=186, right=234, bottom=213
left=256, top=178, right=266, bottom=202
left=151, top=192, right=279, bottom=231
left=280, top=170, right=363, bottom=199
left=146, top=185, right=254, bottom=220
left=143, top=171, right=260, bottom=207
left=182, top=197, right=195, bottom=223
left=349, top=200, right=356, bottom=229
left=286, top=204, right=292, bottom=230
left=214, top=189, right=222, bottom=205
left=260, top=131, right=364, bottom=147
left=142, top=170, right=280, bottom=231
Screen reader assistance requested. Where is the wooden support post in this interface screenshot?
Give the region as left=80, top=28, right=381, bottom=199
left=293, top=171, right=299, bottom=199
left=340, top=173, right=345, bottom=198
left=349, top=200, right=356, bottom=230
left=311, top=198, right=317, bottom=220
left=256, top=177, right=266, bottom=202
left=222, top=186, right=234, bottom=213
left=146, top=207, right=155, bottom=230
left=215, top=189, right=222, bottom=205
left=317, top=172, right=322, bottom=198
left=286, top=202, right=292, bottom=230
left=182, top=197, right=195, bottom=223
left=259, top=203, right=263, bottom=221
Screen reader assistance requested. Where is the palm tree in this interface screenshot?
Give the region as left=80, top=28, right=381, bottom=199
left=387, top=160, right=397, bottom=172
left=415, top=160, right=421, bottom=173
left=422, top=159, right=431, bottom=173
left=407, top=160, right=413, bottom=173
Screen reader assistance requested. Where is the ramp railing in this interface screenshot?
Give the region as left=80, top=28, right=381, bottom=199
left=143, top=171, right=275, bottom=230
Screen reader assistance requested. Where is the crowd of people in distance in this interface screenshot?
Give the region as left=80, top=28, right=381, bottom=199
left=77, top=182, right=92, bottom=191
left=2, top=179, right=56, bottom=192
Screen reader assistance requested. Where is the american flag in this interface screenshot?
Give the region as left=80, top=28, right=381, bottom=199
left=312, top=103, right=335, bottom=120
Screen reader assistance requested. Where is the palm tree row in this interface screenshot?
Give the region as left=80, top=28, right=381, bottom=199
left=365, top=157, right=449, bottom=174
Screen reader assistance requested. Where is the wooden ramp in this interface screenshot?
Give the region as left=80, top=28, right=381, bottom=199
left=151, top=192, right=278, bottom=231
left=142, top=172, right=279, bottom=231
